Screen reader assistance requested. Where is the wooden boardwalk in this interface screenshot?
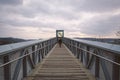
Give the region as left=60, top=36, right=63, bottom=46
left=24, top=44, right=96, bottom=80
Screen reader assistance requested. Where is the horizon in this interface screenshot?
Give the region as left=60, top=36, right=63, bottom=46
left=0, top=0, right=120, bottom=39
left=0, top=36, right=120, bottom=40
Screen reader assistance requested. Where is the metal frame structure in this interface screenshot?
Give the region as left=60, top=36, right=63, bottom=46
left=63, top=37, right=120, bottom=80
left=0, top=37, right=120, bottom=80
left=0, top=38, right=57, bottom=80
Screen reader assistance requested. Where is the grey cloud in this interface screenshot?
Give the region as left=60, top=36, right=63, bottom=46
left=0, top=0, right=23, bottom=5
left=0, top=24, right=24, bottom=38
left=0, top=18, right=45, bottom=27
left=17, top=0, right=79, bottom=20
left=78, top=14, right=120, bottom=36
left=65, top=0, right=120, bottom=12
left=0, top=0, right=120, bottom=38
left=0, top=15, right=61, bottom=29
left=0, top=0, right=79, bottom=26
left=48, top=0, right=120, bottom=12
left=83, top=0, right=120, bottom=12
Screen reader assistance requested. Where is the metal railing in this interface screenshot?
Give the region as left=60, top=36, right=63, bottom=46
left=0, top=38, right=57, bottom=80
left=63, top=37, right=120, bottom=80
left=0, top=37, right=120, bottom=80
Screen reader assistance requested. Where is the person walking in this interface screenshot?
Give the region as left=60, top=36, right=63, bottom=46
left=58, top=38, right=62, bottom=47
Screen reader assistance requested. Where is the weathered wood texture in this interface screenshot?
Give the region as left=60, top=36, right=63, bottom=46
left=24, top=44, right=96, bottom=80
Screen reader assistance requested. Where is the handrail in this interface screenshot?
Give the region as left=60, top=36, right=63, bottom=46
left=67, top=42, right=120, bottom=66
left=0, top=44, right=51, bottom=68
left=77, top=45, right=120, bottom=66
left=0, top=37, right=119, bottom=80
left=73, top=38, right=120, bottom=54
left=64, top=37, right=120, bottom=65
left=63, top=37, right=120, bottom=80
left=0, top=37, right=57, bottom=80
left=0, top=38, right=55, bottom=55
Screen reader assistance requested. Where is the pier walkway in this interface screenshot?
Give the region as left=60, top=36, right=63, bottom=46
left=0, top=37, right=120, bottom=80
left=24, top=44, right=95, bottom=80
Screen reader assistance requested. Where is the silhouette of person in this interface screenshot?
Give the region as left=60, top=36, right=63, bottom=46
left=58, top=38, right=62, bottom=47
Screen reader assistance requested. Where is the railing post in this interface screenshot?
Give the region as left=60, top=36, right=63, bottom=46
left=50, top=39, right=52, bottom=50
left=112, top=55, right=120, bottom=80
left=75, top=42, right=77, bottom=57
left=38, top=44, right=41, bottom=62
left=77, top=43, right=80, bottom=59
left=45, top=41, right=48, bottom=55
left=44, top=42, right=46, bottom=56
left=23, top=53, right=27, bottom=77
left=41, top=43, right=43, bottom=54
left=39, top=44, right=42, bottom=62
left=3, top=55, right=11, bottom=80
left=72, top=41, right=74, bottom=53
left=32, top=45, right=36, bottom=64
left=80, top=49, right=83, bottom=62
left=48, top=40, right=50, bottom=53
left=86, top=46, right=90, bottom=66
left=43, top=42, right=46, bottom=57
left=95, top=50, right=100, bottom=78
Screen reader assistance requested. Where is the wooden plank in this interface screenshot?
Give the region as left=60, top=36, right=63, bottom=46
left=24, top=44, right=96, bottom=80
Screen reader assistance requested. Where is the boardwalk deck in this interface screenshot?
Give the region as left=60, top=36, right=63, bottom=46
left=24, top=44, right=96, bottom=80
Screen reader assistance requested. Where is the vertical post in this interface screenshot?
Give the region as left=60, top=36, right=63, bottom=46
left=38, top=44, right=41, bottom=62
left=75, top=42, right=77, bottom=57
left=45, top=41, right=47, bottom=55
left=77, top=44, right=80, bottom=59
left=112, top=55, right=120, bottom=80
left=48, top=40, right=50, bottom=52
left=38, top=50, right=41, bottom=62
left=74, top=41, right=76, bottom=55
left=86, top=46, right=90, bottom=66
left=40, top=47, right=43, bottom=61
left=3, top=55, right=10, bottom=80
left=44, top=42, right=46, bottom=55
left=41, top=43, right=44, bottom=59
left=70, top=40, right=72, bottom=50
left=37, top=44, right=39, bottom=63
left=51, top=39, right=52, bottom=49
left=95, top=50, right=100, bottom=78
left=32, top=45, right=35, bottom=64
left=81, top=50, right=83, bottom=62
left=44, top=42, right=46, bottom=57
left=72, top=41, right=74, bottom=53
left=23, top=54, right=27, bottom=77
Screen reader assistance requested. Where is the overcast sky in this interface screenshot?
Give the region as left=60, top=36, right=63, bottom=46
left=0, top=0, right=120, bottom=39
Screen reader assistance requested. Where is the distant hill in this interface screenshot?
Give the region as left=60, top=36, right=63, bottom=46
left=74, top=37, right=120, bottom=45
left=0, top=37, right=27, bottom=45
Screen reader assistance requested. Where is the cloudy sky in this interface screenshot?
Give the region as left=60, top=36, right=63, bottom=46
left=0, top=0, right=120, bottom=39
